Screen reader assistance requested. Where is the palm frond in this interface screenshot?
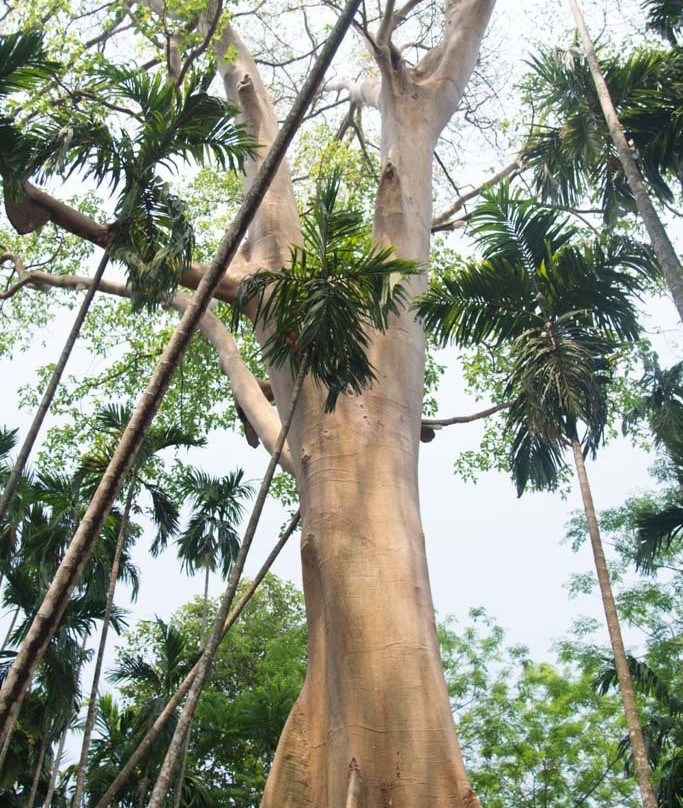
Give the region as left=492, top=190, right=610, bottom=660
left=235, top=171, right=419, bottom=411
left=0, top=31, right=57, bottom=97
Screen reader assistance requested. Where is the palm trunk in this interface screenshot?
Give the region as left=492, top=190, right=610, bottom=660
left=43, top=725, right=67, bottom=808
left=71, top=488, right=135, bottom=808
left=171, top=565, right=210, bottom=808
left=147, top=356, right=309, bottom=808
left=1, top=607, right=19, bottom=651
left=0, top=2, right=359, bottom=744
left=570, top=437, right=658, bottom=808
left=0, top=251, right=110, bottom=526
left=91, top=510, right=300, bottom=808
left=26, top=726, right=49, bottom=808
left=567, top=0, right=683, bottom=321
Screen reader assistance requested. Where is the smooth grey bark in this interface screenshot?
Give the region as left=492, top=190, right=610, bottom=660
left=146, top=357, right=308, bottom=808
left=0, top=251, right=110, bottom=526
left=71, top=489, right=134, bottom=808
left=0, top=0, right=360, bottom=745
left=91, top=509, right=300, bottom=808
left=571, top=437, right=658, bottom=808
left=567, top=0, right=683, bottom=321
left=43, top=726, right=67, bottom=808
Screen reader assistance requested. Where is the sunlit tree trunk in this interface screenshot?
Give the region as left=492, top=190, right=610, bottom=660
left=567, top=0, right=683, bottom=321
left=570, top=437, right=658, bottom=808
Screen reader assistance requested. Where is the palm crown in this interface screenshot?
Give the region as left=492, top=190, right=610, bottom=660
left=418, top=183, right=656, bottom=494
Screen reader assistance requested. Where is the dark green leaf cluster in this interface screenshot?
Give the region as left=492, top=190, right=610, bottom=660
left=642, top=0, right=683, bottom=44
left=234, top=172, right=418, bottom=412
left=418, top=184, right=653, bottom=494
left=522, top=45, right=683, bottom=225
left=176, top=467, right=253, bottom=580
left=0, top=35, right=255, bottom=310
left=595, top=656, right=683, bottom=808
left=622, top=357, right=683, bottom=570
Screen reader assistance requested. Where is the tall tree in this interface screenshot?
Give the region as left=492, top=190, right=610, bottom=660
left=71, top=406, right=201, bottom=808
left=0, top=2, right=593, bottom=805
left=566, top=0, right=683, bottom=320
left=419, top=183, right=659, bottom=808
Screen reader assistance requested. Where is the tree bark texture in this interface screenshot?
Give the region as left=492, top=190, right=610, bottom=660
left=71, top=489, right=134, bottom=808
left=567, top=0, right=683, bottom=321
left=570, top=437, right=658, bottom=808
left=222, top=2, right=498, bottom=805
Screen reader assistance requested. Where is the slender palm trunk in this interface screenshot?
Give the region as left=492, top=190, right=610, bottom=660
left=0, top=3, right=357, bottom=742
left=0, top=252, right=110, bottom=526
left=147, top=357, right=309, bottom=808
left=567, top=0, right=683, bottom=321
left=26, top=725, right=49, bottom=808
left=71, top=488, right=135, bottom=808
left=43, top=726, right=67, bottom=808
left=91, top=510, right=300, bottom=808
left=170, top=564, right=210, bottom=808
left=570, top=437, right=658, bottom=808
left=1, top=607, right=19, bottom=651
left=137, top=764, right=150, bottom=808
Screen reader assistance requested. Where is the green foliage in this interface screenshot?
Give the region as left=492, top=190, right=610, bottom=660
left=522, top=43, right=683, bottom=225
left=418, top=183, right=653, bottom=494
left=112, top=575, right=307, bottom=808
left=176, top=466, right=253, bottom=579
left=440, top=609, right=638, bottom=808
left=563, top=470, right=682, bottom=807
left=642, top=0, right=683, bottom=44
left=234, top=172, right=418, bottom=411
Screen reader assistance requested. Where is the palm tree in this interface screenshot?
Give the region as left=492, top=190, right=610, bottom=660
left=70, top=407, right=202, bottom=808
left=418, top=182, right=659, bottom=808
left=171, top=467, right=253, bottom=808
left=0, top=4, right=360, bottom=746
left=0, top=29, right=255, bottom=528
left=596, top=656, right=683, bottom=808
left=521, top=2, right=683, bottom=318
left=99, top=619, right=196, bottom=808
left=177, top=467, right=254, bottom=632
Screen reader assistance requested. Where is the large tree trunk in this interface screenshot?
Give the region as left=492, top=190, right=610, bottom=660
left=570, top=437, right=658, bottom=808
left=256, top=3, right=496, bottom=804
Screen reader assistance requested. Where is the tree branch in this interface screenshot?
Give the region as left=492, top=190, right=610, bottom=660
left=415, top=0, right=497, bottom=127
left=170, top=294, right=293, bottom=472
left=432, top=156, right=523, bottom=226
left=9, top=269, right=292, bottom=469
left=423, top=401, right=510, bottom=427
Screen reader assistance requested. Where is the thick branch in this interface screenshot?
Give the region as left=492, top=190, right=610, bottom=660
left=432, top=157, right=523, bottom=226
left=216, top=23, right=301, bottom=273
left=416, top=0, right=497, bottom=127
left=327, top=78, right=381, bottom=109
left=4, top=184, right=249, bottom=302
left=170, top=295, right=293, bottom=472
left=422, top=401, right=510, bottom=427
left=12, top=271, right=292, bottom=469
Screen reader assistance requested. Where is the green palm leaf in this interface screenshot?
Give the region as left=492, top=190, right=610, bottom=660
left=235, top=171, right=418, bottom=411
